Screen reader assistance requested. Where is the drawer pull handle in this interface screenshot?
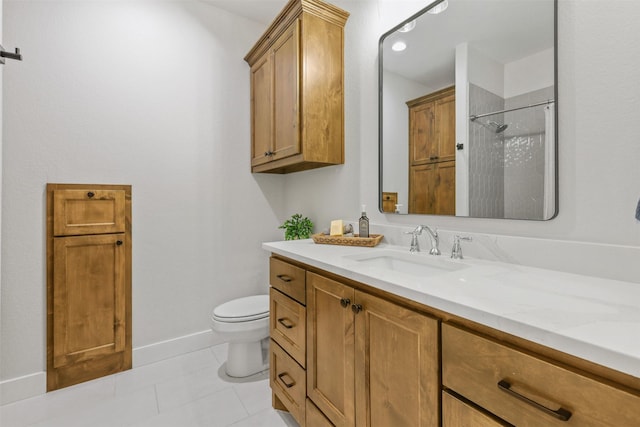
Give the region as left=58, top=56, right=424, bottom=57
left=277, top=318, right=294, bottom=329
left=340, top=298, right=351, bottom=308
left=351, top=303, right=363, bottom=314
left=276, top=274, right=293, bottom=282
left=278, top=372, right=295, bottom=388
left=497, top=380, right=572, bottom=422
left=87, top=192, right=95, bottom=198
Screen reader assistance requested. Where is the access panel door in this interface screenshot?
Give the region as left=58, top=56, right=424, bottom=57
left=52, top=234, right=126, bottom=370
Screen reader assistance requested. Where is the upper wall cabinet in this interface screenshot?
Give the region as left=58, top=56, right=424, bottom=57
left=245, top=0, right=349, bottom=174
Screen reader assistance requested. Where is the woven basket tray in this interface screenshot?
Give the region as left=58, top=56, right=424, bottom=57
left=311, top=233, right=383, bottom=247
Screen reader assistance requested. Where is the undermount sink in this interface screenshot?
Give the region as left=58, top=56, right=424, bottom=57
left=343, top=250, right=467, bottom=278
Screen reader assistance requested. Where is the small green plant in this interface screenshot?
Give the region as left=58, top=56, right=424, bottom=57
left=279, top=214, right=314, bottom=240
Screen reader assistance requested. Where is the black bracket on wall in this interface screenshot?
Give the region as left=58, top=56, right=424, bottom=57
left=0, top=45, right=23, bottom=65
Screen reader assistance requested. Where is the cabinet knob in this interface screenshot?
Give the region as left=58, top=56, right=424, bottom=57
left=340, top=298, right=350, bottom=308
left=351, top=303, right=362, bottom=314
left=87, top=192, right=95, bottom=198
left=116, top=240, right=123, bottom=246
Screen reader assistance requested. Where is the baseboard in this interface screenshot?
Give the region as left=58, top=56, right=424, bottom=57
left=1, top=330, right=221, bottom=406
left=0, top=372, right=46, bottom=406
left=132, top=329, right=219, bottom=368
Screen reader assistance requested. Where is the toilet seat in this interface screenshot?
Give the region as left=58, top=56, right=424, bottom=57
left=212, top=295, right=269, bottom=323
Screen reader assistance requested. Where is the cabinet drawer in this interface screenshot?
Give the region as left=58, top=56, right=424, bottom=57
left=53, top=189, right=126, bottom=236
left=271, top=340, right=306, bottom=426
left=270, top=288, right=306, bottom=367
left=442, top=324, right=640, bottom=427
left=270, top=257, right=306, bottom=304
left=443, top=391, right=510, bottom=427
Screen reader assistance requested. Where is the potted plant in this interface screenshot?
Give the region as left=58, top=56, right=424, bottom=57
left=279, top=214, right=314, bottom=240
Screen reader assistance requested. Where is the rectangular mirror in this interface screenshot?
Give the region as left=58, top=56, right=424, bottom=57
left=379, top=0, right=557, bottom=220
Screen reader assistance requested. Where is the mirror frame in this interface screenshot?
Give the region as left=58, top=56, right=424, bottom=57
left=378, top=0, right=559, bottom=220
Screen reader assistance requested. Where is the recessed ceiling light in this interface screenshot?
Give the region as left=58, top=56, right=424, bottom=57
left=398, top=20, right=416, bottom=33
left=427, top=0, right=449, bottom=14
left=392, top=41, right=407, bottom=52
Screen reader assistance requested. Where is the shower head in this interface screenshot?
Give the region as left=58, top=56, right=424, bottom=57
left=488, top=121, right=509, bottom=134
left=470, top=116, right=509, bottom=134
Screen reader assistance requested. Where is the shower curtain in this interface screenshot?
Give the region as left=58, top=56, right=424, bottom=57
left=543, top=103, right=556, bottom=218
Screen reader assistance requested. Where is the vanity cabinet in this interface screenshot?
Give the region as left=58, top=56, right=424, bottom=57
left=442, top=323, right=640, bottom=426
left=407, top=86, right=456, bottom=215
left=46, top=184, right=132, bottom=391
left=268, top=253, right=640, bottom=427
left=306, top=272, right=440, bottom=427
left=269, top=257, right=307, bottom=426
left=244, top=0, right=349, bottom=174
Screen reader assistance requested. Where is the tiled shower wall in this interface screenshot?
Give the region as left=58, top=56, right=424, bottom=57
left=503, top=86, right=555, bottom=219
left=469, top=83, right=505, bottom=218
left=468, top=84, right=554, bottom=219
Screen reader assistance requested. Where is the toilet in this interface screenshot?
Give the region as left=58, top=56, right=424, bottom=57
left=210, top=295, right=270, bottom=377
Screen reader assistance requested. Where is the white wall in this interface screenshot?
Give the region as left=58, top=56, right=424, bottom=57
left=1, top=0, right=285, bottom=402
left=504, top=48, right=555, bottom=99
left=2, top=0, right=640, bottom=404
left=467, top=45, right=505, bottom=98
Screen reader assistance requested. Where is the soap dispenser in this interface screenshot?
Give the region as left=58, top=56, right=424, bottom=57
left=359, top=205, right=369, bottom=238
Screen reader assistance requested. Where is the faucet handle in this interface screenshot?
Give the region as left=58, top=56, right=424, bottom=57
left=404, top=230, right=420, bottom=252
left=451, top=235, right=473, bottom=259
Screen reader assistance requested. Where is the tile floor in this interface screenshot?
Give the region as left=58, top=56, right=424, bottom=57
left=0, top=344, right=299, bottom=427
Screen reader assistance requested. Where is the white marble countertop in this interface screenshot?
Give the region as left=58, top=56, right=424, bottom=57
left=263, top=239, right=640, bottom=379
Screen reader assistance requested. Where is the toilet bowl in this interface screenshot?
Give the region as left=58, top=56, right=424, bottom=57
left=210, top=295, right=270, bottom=377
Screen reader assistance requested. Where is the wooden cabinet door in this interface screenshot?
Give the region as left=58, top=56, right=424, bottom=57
left=250, top=53, right=273, bottom=168
left=354, top=290, right=440, bottom=427
left=409, top=101, right=436, bottom=165
left=53, top=189, right=125, bottom=236
left=409, top=163, right=437, bottom=214
left=409, top=161, right=456, bottom=215
left=435, top=93, right=456, bottom=162
left=435, top=160, right=456, bottom=215
left=271, top=20, right=301, bottom=161
left=307, top=272, right=355, bottom=427
left=52, top=234, right=126, bottom=369
left=408, top=86, right=456, bottom=166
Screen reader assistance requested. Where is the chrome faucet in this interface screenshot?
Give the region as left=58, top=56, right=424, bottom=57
left=404, top=225, right=441, bottom=255
left=451, top=235, right=472, bottom=259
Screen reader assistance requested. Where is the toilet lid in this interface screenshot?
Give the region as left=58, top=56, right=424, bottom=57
left=212, top=295, right=269, bottom=323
